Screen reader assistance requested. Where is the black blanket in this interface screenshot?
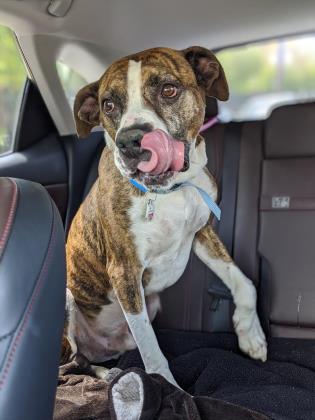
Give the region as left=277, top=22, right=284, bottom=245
left=115, top=330, right=315, bottom=420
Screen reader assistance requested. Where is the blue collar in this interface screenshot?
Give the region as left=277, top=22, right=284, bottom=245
left=129, top=178, right=221, bottom=221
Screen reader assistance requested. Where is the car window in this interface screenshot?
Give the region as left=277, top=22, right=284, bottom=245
left=217, top=35, right=315, bottom=121
left=56, top=61, right=87, bottom=109
left=0, top=25, right=27, bottom=155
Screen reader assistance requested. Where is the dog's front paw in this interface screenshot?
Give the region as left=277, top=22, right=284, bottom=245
left=233, top=308, right=267, bottom=362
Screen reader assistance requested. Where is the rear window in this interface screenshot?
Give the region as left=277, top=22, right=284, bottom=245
left=56, top=61, right=87, bottom=108
left=217, top=35, right=315, bottom=121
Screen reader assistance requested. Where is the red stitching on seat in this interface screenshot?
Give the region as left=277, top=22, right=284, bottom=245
left=0, top=204, right=57, bottom=390
left=0, top=179, right=18, bottom=259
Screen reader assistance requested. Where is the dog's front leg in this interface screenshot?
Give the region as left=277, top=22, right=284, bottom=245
left=193, top=223, right=267, bottom=362
left=112, top=269, right=179, bottom=387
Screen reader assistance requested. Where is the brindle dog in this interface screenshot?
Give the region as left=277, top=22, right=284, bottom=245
left=65, top=47, right=267, bottom=387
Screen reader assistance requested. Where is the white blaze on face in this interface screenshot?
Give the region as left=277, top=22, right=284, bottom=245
left=125, top=60, right=142, bottom=122
left=117, top=60, right=167, bottom=137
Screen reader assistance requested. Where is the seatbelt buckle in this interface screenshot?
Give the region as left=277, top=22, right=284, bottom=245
left=208, top=287, right=232, bottom=311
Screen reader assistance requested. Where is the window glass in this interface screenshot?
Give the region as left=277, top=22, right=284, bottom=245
left=217, top=35, right=315, bottom=121
left=56, top=61, right=87, bottom=108
left=0, top=25, right=27, bottom=154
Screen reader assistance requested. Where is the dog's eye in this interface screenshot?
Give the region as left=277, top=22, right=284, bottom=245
left=161, top=84, right=178, bottom=98
left=103, top=99, right=115, bottom=114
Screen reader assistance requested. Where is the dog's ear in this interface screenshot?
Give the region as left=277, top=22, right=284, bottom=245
left=182, top=46, right=229, bottom=101
left=73, top=81, right=100, bottom=138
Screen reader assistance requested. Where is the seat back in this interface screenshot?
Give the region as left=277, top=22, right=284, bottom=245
left=233, top=102, right=315, bottom=338
left=0, top=178, right=66, bottom=420
left=258, top=103, right=315, bottom=337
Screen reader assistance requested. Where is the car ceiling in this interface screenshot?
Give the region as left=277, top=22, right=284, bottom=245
left=0, top=0, right=315, bottom=135
left=1, top=0, right=315, bottom=52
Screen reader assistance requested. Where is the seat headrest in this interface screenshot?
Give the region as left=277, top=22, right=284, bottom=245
left=265, top=102, right=315, bottom=158
left=205, top=97, right=218, bottom=119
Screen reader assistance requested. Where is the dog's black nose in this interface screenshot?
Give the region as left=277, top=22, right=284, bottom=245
left=116, top=124, right=153, bottom=152
left=116, top=129, right=142, bottom=150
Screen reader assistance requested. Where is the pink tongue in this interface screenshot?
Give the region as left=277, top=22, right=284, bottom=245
left=137, top=129, right=185, bottom=175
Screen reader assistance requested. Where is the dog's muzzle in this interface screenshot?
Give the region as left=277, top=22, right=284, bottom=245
left=116, top=124, right=190, bottom=185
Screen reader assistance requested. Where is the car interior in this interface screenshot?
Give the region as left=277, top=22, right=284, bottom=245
left=1, top=1, right=315, bottom=419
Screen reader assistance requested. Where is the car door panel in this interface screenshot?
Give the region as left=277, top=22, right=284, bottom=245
left=0, top=80, right=69, bottom=220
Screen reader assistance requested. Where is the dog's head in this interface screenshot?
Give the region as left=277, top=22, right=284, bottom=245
left=74, top=46, right=228, bottom=190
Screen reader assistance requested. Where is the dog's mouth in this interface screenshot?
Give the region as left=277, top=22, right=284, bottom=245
left=119, top=129, right=190, bottom=186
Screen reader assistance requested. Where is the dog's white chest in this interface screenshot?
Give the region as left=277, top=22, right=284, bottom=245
left=129, top=181, right=211, bottom=294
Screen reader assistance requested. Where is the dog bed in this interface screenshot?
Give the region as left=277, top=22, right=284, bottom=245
left=54, top=330, right=315, bottom=420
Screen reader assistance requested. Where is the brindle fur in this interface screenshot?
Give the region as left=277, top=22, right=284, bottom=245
left=64, top=46, right=230, bottom=364
left=67, top=148, right=144, bottom=316
left=195, top=222, right=232, bottom=262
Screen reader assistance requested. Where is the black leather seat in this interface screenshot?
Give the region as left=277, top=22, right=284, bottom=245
left=0, top=178, right=66, bottom=420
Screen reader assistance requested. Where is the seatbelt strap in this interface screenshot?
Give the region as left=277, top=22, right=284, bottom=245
left=207, top=122, right=242, bottom=309
left=219, top=122, right=242, bottom=254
